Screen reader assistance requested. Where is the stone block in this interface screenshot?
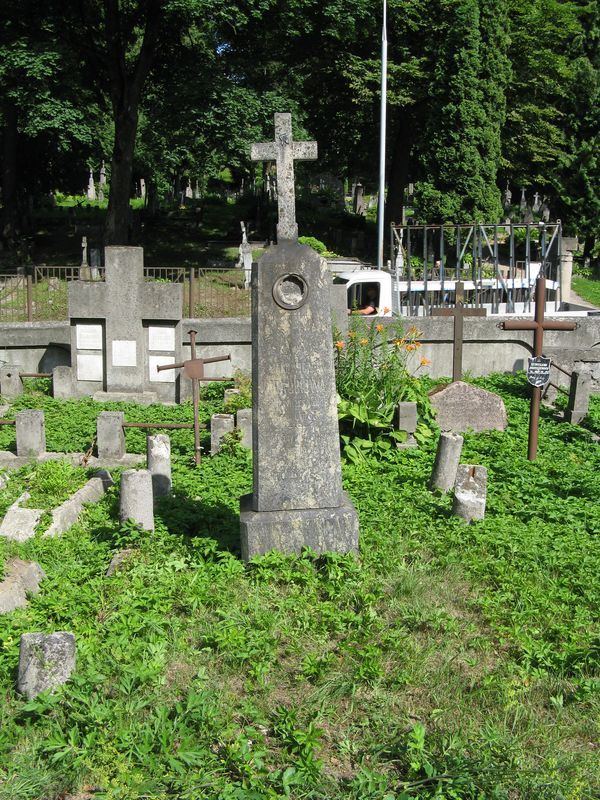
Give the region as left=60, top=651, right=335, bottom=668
left=0, top=573, right=27, bottom=613
left=0, top=494, right=43, bottom=541
left=211, top=413, right=234, bottom=455
left=0, top=366, right=23, bottom=400
left=240, top=491, right=359, bottom=561
left=224, top=388, right=241, bottom=406
left=429, top=381, right=507, bottom=433
left=564, top=370, right=591, bottom=424
left=452, top=465, right=487, bottom=523
left=397, top=401, right=418, bottom=449
left=106, top=548, right=136, bottom=576
left=97, top=411, right=126, bottom=460
left=17, top=631, right=76, bottom=699
left=6, top=558, right=46, bottom=594
left=430, top=432, right=464, bottom=493
left=0, top=558, right=46, bottom=614
left=16, top=410, right=46, bottom=457
left=236, top=408, right=253, bottom=449
left=147, top=434, right=171, bottom=497
left=52, top=366, right=74, bottom=399
left=119, top=469, right=154, bottom=531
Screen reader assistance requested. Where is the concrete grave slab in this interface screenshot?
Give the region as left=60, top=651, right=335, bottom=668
left=44, top=470, right=114, bottom=537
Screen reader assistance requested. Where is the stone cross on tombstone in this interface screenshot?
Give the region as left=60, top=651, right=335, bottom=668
left=68, top=247, right=183, bottom=403
left=241, top=112, right=358, bottom=560
left=251, top=113, right=317, bottom=241
left=431, top=282, right=487, bottom=382
left=500, top=271, right=576, bottom=460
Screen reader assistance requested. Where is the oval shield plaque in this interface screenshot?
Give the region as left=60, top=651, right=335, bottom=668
left=527, top=356, right=551, bottom=387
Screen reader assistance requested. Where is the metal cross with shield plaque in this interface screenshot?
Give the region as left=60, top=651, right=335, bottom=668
left=500, top=272, right=576, bottom=460
left=156, top=329, right=231, bottom=465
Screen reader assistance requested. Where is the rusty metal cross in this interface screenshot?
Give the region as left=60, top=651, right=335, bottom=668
left=500, top=273, right=577, bottom=460
left=431, top=282, right=487, bottom=382
left=157, top=329, right=231, bottom=464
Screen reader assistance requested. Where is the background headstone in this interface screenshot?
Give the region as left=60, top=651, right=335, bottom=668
left=68, top=246, right=183, bottom=401
left=147, top=434, right=172, bottom=496
left=429, top=382, right=507, bottom=433
left=211, top=413, right=234, bottom=454
left=119, top=469, right=154, bottom=531
left=16, top=410, right=46, bottom=458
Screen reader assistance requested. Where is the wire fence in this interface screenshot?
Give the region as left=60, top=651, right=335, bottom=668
left=0, top=265, right=251, bottom=323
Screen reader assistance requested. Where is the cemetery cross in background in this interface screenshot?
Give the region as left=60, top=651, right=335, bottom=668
left=500, top=270, right=577, bottom=460
left=156, top=329, right=231, bottom=465
left=251, top=112, right=317, bottom=241
left=431, top=281, right=487, bottom=382
left=240, top=112, right=359, bottom=560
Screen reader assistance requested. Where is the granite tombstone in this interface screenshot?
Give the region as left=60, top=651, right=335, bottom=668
left=240, top=113, right=359, bottom=560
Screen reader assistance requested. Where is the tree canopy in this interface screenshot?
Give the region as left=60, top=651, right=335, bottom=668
left=1, top=0, right=598, bottom=255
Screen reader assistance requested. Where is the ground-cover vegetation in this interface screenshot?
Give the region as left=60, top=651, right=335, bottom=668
left=572, top=277, right=600, bottom=308
left=0, top=376, right=598, bottom=799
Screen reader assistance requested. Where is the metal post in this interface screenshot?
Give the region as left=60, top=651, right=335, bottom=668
left=189, top=329, right=202, bottom=465
left=188, top=267, right=195, bottom=317
left=376, top=0, right=387, bottom=269
left=26, top=274, right=33, bottom=322
left=528, top=274, right=546, bottom=461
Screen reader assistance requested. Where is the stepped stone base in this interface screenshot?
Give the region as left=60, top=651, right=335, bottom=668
left=240, top=492, right=359, bottom=561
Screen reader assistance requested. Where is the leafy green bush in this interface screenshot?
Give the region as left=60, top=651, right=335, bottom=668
left=334, top=318, right=436, bottom=461
left=298, top=236, right=337, bottom=258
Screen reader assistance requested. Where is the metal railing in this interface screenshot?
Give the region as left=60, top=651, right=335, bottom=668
left=390, top=222, right=562, bottom=315
left=0, top=264, right=251, bottom=322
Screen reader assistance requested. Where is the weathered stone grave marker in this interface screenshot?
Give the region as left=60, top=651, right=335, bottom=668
left=240, top=112, right=358, bottom=560
left=68, top=246, right=183, bottom=402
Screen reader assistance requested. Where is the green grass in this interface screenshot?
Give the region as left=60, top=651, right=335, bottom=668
left=0, top=375, right=598, bottom=799
left=572, top=276, right=600, bottom=307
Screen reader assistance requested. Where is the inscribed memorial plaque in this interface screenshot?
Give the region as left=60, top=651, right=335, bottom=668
left=527, top=356, right=551, bottom=387
left=149, top=355, right=176, bottom=383
left=148, top=326, right=175, bottom=352
left=76, top=324, right=103, bottom=351
left=77, top=353, right=103, bottom=382
left=112, top=340, right=137, bottom=367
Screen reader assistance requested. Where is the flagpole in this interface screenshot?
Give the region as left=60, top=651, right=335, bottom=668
left=376, top=0, right=388, bottom=269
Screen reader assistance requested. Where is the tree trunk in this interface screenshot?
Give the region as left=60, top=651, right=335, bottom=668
left=1, top=102, right=18, bottom=248
left=105, top=103, right=138, bottom=244
left=385, top=118, right=413, bottom=230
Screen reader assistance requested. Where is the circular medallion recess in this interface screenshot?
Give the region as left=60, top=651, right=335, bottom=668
left=272, top=273, right=309, bottom=310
